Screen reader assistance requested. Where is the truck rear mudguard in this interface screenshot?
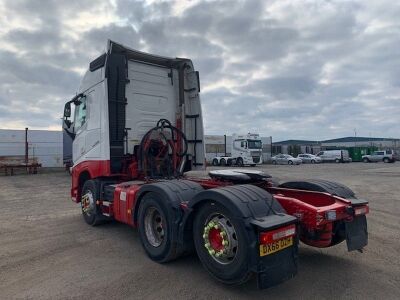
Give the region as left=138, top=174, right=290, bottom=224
left=186, top=184, right=298, bottom=289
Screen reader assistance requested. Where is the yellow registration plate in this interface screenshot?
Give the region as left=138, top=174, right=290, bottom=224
left=259, top=236, right=293, bottom=257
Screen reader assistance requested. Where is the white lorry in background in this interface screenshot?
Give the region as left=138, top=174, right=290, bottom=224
left=212, top=133, right=262, bottom=167
left=316, top=150, right=352, bottom=163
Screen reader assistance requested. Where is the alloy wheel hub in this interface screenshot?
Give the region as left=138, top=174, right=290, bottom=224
left=203, top=214, right=238, bottom=264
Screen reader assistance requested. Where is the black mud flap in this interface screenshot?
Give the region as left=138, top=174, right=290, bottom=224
left=256, top=243, right=298, bottom=289
left=251, top=214, right=298, bottom=289
left=345, top=215, right=368, bottom=251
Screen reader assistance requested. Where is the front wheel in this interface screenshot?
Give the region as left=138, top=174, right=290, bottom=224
left=81, top=180, right=103, bottom=226
left=272, top=160, right=277, bottom=165
left=311, top=160, right=315, bottom=164
left=193, top=202, right=252, bottom=285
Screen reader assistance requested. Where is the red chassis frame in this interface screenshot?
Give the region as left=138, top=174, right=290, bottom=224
left=71, top=162, right=368, bottom=249
left=186, top=177, right=369, bottom=248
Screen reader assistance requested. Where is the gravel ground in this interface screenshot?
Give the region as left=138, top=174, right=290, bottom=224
left=0, top=163, right=399, bottom=299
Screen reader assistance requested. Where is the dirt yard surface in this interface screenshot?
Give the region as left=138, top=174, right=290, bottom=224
left=1, top=163, right=399, bottom=299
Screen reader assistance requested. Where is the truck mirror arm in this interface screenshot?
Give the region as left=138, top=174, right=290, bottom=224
left=63, top=127, right=76, bottom=140
left=63, top=93, right=83, bottom=140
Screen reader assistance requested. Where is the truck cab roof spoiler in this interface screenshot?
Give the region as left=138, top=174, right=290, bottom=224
left=89, top=40, right=192, bottom=72
left=108, top=40, right=190, bottom=68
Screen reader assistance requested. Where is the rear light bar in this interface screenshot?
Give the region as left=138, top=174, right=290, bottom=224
left=259, top=224, right=296, bottom=245
left=354, top=205, right=369, bottom=216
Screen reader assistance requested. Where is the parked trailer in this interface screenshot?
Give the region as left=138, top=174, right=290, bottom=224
left=63, top=40, right=368, bottom=289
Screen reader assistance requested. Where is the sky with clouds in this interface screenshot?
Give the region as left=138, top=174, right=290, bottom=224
left=0, top=0, right=399, bottom=141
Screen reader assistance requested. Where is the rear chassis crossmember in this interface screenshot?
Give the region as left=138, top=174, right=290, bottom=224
left=265, top=186, right=368, bottom=250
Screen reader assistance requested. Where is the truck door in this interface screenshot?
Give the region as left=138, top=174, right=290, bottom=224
left=72, top=95, right=88, bottom=163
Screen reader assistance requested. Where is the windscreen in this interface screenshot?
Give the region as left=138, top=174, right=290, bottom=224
left=247, top=140, right=262, bottom=149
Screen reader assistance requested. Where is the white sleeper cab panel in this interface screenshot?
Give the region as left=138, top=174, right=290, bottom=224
left=125, top=60, right=177, bottom=154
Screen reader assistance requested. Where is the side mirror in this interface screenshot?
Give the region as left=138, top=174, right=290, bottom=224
left=64, top=102, right=71, bottom=118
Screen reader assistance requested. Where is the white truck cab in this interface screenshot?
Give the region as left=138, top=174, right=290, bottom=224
left=63, top=40, right=205, bottom=201
left=212, top=133, right=263, bottom=167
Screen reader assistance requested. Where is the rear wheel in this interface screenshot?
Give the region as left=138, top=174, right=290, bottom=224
left=236, top=157, right=244, bottom=167
left=220, top=158, right=226, bottom=166
left=383, top=157, right=390, bottom=163
left=288, top=160, right=293, bottom=165
left=272, top=160, right=277, bottom=165
left=138, top=192, right=178, bottom=263
left=311, top=159, right=315, bottom=164
left=335, top=158, right=340, bottom=163
left=363, top=158, right=369, bottom=163
left=193, top=202, right=252, bottom=285
left=212, top=159, right=219, bottom=166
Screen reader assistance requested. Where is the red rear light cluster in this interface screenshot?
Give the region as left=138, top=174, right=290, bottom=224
left=354, top=206, right=369, bottom=216
left=260, top=224, right=296, bottom=245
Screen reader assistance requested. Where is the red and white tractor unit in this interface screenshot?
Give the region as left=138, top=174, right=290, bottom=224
left=63, top=40, right=368, bottom=289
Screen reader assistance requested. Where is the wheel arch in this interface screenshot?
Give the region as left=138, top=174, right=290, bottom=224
left=75, top=169, right=92, bottom=202
left=279, top=179, right=356, bottom=199
left=186, top=185, right=294, bottom=232
left=134, top=180, right=204, bottom=224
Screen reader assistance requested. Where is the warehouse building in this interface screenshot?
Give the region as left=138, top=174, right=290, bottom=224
left=1, top=128, right=398, bottom=167
left=321, top=137, right=400, bottom=149
left=0, top=129, right=63, bottom=167
left=271, top=140, right=321, bottom=156
left=273, top=137, right=400, bottom=161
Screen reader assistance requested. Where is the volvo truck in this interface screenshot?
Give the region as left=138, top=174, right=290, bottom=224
left=63, top=40, right=369, bottom=289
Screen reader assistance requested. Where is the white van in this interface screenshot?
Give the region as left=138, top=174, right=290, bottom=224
left=316, top=150, right=352, bottom=163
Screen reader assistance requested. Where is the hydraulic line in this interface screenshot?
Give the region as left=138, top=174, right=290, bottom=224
left=139, top=119, right=188, bottom=179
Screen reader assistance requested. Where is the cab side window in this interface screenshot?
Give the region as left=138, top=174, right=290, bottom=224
left=74, top=96, right=87, bottom=131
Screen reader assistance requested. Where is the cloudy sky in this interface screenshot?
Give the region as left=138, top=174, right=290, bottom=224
left=0, top=0, right=399, bottom=141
